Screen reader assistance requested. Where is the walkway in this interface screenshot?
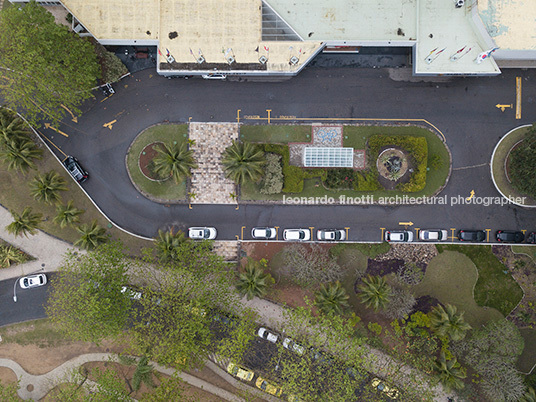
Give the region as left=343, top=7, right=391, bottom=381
left=189, top=123, right=239, bottom=204
left=0, top=353, right=244, bottom=401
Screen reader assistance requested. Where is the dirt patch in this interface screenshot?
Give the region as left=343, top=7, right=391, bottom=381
left=0, top=340, right=122, bottom=375
left=139, top=142, right=166, bottom=180
left=365, top=258, right=405, bottom=277
left=0, top=367, right=18, bottom=384
left=240, top=242, right=287, bottom=262
left=374, top=243, right=437, bottom=267
left=414, top=295, right=440, bottom=314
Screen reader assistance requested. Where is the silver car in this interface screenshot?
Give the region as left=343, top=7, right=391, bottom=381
left=257, top=327, right=279, bottom=343
left=419, top=229, right=448, bottom=241
left=251, top=227, right=277, bottom=240
left=385, top=230, right=413, bottom=242
left=283, top=337, right=305, bottom=355
left=283, top=229, right=311, bottom=241
left=317, top=229, right=346, bottom=241
left=188, top=227, right=217, bottom=240
left=19, top=273, right=47, bottom=289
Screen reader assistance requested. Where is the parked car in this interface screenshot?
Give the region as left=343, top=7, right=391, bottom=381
left=19, top=273, right=47, bottom=289
left=257, top=327, right=279, bottom=343
left=255, top=377, right=283, bottom=397
left=202, top=73, right=227, bottom=80
left=457, top=230, right=486, bottom=242
left=419, top=229, right=448, bottom=241
left=371, top=377, right=399, bottom=399
left=188, top=227, right=217, bottom=240
left=121, top=286, right=142, bottom=300
left=385, top=230, right=413, bottom=242
left=526, top=232, right=536, bottom=244
left=101, top=83, right=115, bottom=96
left=283, top=228, right=310, bottom=241
left=251, top=227, right=277, bottom=240
left=317, top=229, right=346, bottom=241
left=226, top=362, right=254, bottom=382
left=63, top=156, right=88, bottom=183
left=283, top=337, right=305, bottom=355
left=496, top=230, right=525, bottom=243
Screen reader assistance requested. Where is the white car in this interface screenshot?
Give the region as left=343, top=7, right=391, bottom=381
left=251, top=227, right=277, bottom=240
left=257, top=327, right=279, bottom=343
left=317, top=229, right=346, bottom=241
left=419, top=229, right=448, bottom=241
left=385, top=230, right=413, bottom=242
left=283, top=228, right=311, bottom=241
left=121, top=286, right=142, bottom=300
left=188, top=227, right=217, bottom=240
left=283, top=337, right=305, bottom=355
left=19, top=273, right=47, bottom=289
left=202, top=73, right=227, bottom=80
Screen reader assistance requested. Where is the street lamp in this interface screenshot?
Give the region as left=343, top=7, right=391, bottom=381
left=13, top=267, right=45, bottom=303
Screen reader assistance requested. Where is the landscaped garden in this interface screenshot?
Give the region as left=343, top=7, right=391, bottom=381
left=125, top=123, right=191, bottom=203
left=238, top=124, right=450, bottom=202
left=239, top=240, right=536, bottom=401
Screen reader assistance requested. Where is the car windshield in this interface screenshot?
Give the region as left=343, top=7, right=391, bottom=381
left=23, top=278, right=29, bottom=287
left=203, top=229, right=210, bottom=237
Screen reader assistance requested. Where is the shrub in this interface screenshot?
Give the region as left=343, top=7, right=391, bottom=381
left=260, top=153, right=284, bottom=194
left=429, top=154, right=442, bottom=170
left=384, top=287, right=416, bottom=319
left=368, top=135, right=428, bottom=192
left=509, top=126, right=536, bottom=198
left=324, top=168, right=355, bottom=189
left=355, top=170, right=381, bottom=191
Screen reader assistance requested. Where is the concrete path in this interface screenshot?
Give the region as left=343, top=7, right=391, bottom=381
left=0, top=353, right=244, bottom=401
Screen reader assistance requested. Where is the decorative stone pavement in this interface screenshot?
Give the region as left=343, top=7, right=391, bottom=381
left=289, top=124, right=366, bottom=169
left=213, top=241, right=239, bottom=261
left=189, top=123, right=238, bottom=204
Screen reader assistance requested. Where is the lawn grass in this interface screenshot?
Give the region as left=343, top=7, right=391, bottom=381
left=437, top=245, right=524, bottom=316
left=331, top=242, right=390, bottom=258
left=126, top=124, right=188, bottom=202
left=240, top=124, right=311, bottom=144
left=491, top=125, right=536, bottom=206
left=0, top=318, right=73, bottom=347
left=411, top=251, right=503, bottom=327
left=517, top=328, right=536, bottom=373
left=240, top=124, right=450, bottom=201
left=512, top=245, right=536, bottom=261
left=0, top=135, right=152, bottom=255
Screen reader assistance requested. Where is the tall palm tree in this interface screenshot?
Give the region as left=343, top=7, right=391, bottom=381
left=54, top=200, right=84, bottom=228
left=236, top=259, right=273, bottom=300
left=5, top=207, right=42, bottom=237
left=75, top=220, right=108, bottom=250
left=0, top=136, right=43, bottom=173
left=29, top=170, right=68, bottom=204
left=314, top=281, right=350, bottom=315
left=0, top=109, right=27, bottom=145
left=434, top=351, right=466, bottom=391
left=0, top=245, right=25, bottom=267
left=357, top=275, right=392, bottom=312
left=222, top=141, right=265, bottom=184
left=429, top=304, right=472, bottom=341
left=152, top=142, right=197, bottom=184
left=154, top=228, right=187, bottom=262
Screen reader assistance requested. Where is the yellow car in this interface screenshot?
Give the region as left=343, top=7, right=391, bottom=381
left=371, top=377, right=399, bottom=399
left=255, top=377, right=283, bottom=397
left=226, top=362, right=254, bottom=382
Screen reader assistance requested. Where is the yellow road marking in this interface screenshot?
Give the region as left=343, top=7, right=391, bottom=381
left=100, top=95, right=112, bottom=103
left=235, top=235, right=239, bottom=240
left=399, top=221, right=414, bottom=226
left=380, top=227, right=385, bottom=241
left=516, top=77, right=522, bottom=119
left=345, top=227, right=350, bottom=239
left=266, top=109, right=272, bottom=124
left=449, top=228, right=457, bottom=240
left=241, top=226, right=245, bottom=240
left=485, top=229, right=491, bottom=242
left=495, top=104, right=513, bottom=112
left=236, top=109, right=241, bottom=123
left=188, top=204, right=193, bottom=209
left=38, top=131, right=67, bottom=157
left=61, top=104, right=78, bottom=123
left=414, top=228, right=420, bottom=238
left=189, top=117, right=192, bottom=123
left=275, top=226, right=279, bottom=241
left=309, top=226, right=314, bottom=240
left=44, top=123, right=68, bottom=137
left=103, top=119, right=116, bottom=130
left=235, top=204, right=239, bottom=210
left=466, top=190, right=475, bottom=202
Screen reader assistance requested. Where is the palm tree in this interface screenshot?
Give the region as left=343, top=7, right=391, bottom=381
left=5, top=207, right=42, bottom=237
left=222, top=141, right=265, bottom=184
left=236, top=259, right=273, bottom=300
left=29, top=170, right=68, bottom=204
left=0, top=245, right=25, bottom=267
left=75, top=220, right=108, bottom=250
left=357, top=275, right=392, bottom=311
left=0, top=109, right=27, bottom=145
left=429, top=304, right=472, bottom=341
left=314, top=281, right=350, bottom=315
left=154, top=228, right=187, bottom=262
left=118, top=355, right=155, bottom=393
left=434, top=351, right=466, bottom=391
left=152, top=142, right=197, bottom=184
left=0, top=136, right=43, bottom=173
left=54, top=200, right=84, bottom=228
left=520, top=386, right=536, bottom=402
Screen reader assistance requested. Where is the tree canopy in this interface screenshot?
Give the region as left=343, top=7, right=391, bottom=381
left=0, top=1, right=100, bottom=125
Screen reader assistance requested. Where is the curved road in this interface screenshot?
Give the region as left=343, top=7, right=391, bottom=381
left=42, top=67, right=536, bottom=240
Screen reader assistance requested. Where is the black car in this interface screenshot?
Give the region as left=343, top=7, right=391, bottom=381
left=63, top=156, right=88, bottom=183
left=496, top=230, right=524, bottom=243
left=527, top=232, right=536, bottom=244
left=458, top=230, right=486, bottom=242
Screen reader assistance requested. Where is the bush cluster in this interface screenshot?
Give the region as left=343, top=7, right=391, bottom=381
left=260, top=153, right=284, bottom=194
left=368, top=135, right=428, bottom=192
left=509, top=126, right=536, bottom=198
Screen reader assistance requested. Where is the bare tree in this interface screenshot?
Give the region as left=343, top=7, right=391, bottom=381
left=384, top=287, right=416, bottom=319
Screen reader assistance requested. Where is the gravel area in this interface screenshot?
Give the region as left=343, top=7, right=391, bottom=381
left=374, top=243, right=438, bottom=267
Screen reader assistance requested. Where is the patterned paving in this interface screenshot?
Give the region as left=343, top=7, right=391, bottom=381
left=189, top=123, right=238, bottom=204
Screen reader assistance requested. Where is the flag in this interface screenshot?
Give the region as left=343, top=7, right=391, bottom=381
left=189, top=48, right=194, bottom=55
left=456, top=46, right=466, bottom=54
left=198, top=48, right=202, bottom=56
left=254, top=46, right=259, bottom=52
left=166, top=48, right=170, bottom=57
left=158, top=48, right=163, bottom=56
left=436, top=47, right=446, bottom=55
left=487, top=47, right=499, bottom=57
left=264, top=46, right=269, bottom=52
left=299, top=48, right=302, bottom=54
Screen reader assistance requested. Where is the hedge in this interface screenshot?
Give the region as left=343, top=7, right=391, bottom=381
left=368, top=135, right=428, bottom=192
